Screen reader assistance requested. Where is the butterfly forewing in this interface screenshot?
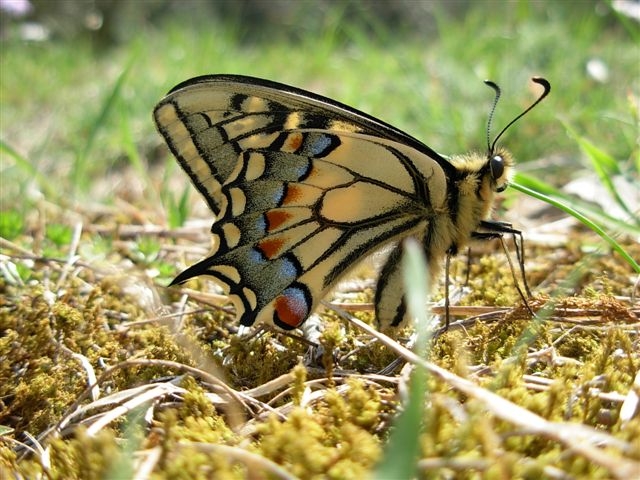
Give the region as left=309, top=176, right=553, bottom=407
left=154, top=76, right=454, bottom=193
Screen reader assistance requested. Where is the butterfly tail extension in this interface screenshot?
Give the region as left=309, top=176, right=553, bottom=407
left=169, top=257, right=216, bottom=286
left=170, top=247, right=314, bottom=330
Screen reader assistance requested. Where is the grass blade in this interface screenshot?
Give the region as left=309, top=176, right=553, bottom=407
left=563, top=122, right=637, bottom=223
left=72, top=60, right=134, bottom=193
left=515, top=172, right=640, bottom=235
left=511, top=179, right=639, bottom=273
left=0, top=139, right=56, bottom=199
left=374, top=239, right=431, bottom=479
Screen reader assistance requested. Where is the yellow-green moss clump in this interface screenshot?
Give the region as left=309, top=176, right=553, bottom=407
left=255, top=379, right=385, bottom=479
left=2, top=225, right=638, bottom=478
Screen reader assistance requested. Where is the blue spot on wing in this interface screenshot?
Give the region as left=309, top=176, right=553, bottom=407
left=307, top=134, right=334, bottom=157
left=249, top=248, right=267, bottom=264
left=279, top=255, right=299, bottom=279
left=273, top=184, right=286, bottom=204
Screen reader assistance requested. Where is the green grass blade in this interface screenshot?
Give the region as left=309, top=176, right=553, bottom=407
left=0, top=139, right=56, bottom=199
left=72, top=60, right=134, bottom=193
left=514, top=173, right=640, bottom=235
left=563, top=122, right=637, bottom=222
left=612, top=1, right=640, bottom=43
left=374, top=239, right=431, bottom=480
left=117, top=100, right=164, bottom=210
left=118, top=104, right=145, bottom=183
left=511, top=179, right=640, bottom=273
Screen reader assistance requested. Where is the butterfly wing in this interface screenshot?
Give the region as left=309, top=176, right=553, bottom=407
left=154, top=75, right=454, bottom=329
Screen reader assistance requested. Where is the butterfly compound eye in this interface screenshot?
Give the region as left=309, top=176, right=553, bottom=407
left=490, top=155, right=505, bottom=180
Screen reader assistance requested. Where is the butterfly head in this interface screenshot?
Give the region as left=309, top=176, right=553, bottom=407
left=455, top=77, right=550, bottom=220
left=487, top=148, right=513, bottom=193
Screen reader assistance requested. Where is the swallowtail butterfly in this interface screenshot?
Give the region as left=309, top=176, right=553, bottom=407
left=154, top=74, right=550, bottom=330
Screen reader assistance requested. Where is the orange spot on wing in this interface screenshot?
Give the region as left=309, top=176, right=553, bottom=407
left=274, top=295, right=306, bottom=328
left=283, top=185, right=302, bottom=205
left=257, top=237, right=286, bottom=259
left=285, top=133, right=304, bottom=151
left=265, top=210, right=292, bottom=231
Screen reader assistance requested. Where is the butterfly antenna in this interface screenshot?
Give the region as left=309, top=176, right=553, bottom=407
left=484, top=80, right=502, bottom=153
left=489, top=77, right=551, bottom=154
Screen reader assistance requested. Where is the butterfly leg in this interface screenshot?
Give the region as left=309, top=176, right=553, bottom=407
left=444, top=253, right=451, bottom=330
left=473, top=221, right=534, bottom=316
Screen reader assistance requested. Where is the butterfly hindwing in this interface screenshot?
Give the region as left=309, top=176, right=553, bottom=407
left=163, top=118, right=449, bottom=329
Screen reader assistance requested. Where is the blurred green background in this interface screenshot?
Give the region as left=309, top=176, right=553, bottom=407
left=1, top=0, right=638, bottom=212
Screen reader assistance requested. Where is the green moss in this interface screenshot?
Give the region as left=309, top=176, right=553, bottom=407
left=4, top=244, right=637, bottom=480
left=224, top=333, right=302, bottom=388
left=291, top=362, right=308, bottom=406
left=318, top=379, right=383, bottom=434
left=44, top=427, right=132, bottom=480
left=256, top=405, right=381, bottom=479
left=155, top=447, right=243, bottom=480
left=158, top=409, right=234, bottom=447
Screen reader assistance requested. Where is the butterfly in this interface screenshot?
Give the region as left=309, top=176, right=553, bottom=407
left=154, top=74, right=550, bottom=331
